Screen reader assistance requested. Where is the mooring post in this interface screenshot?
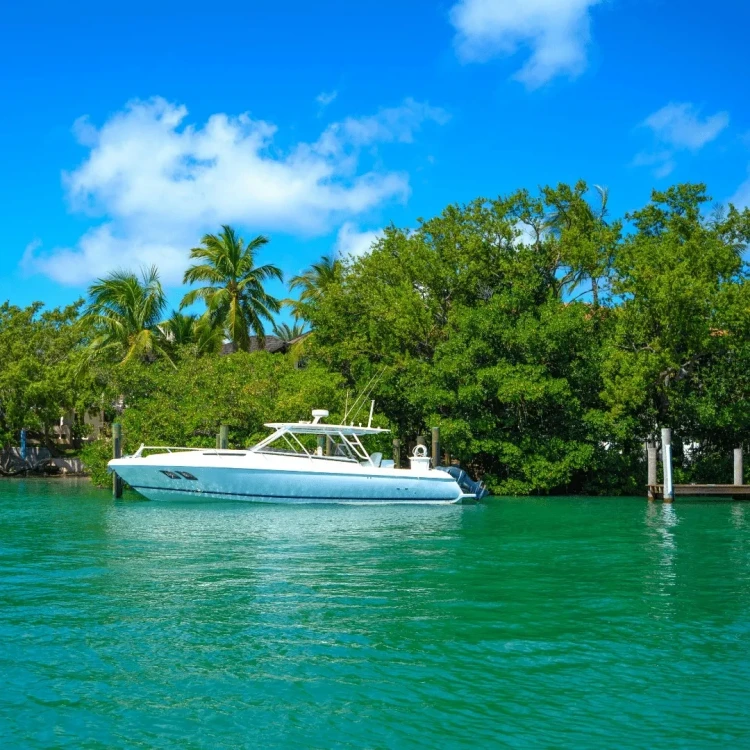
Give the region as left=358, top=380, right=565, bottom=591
left=431, top=427, right=440, bottom=468
left=219, top=424, right=228, bottom=450
left=326, top=436, right=334, bottom=456
left=735, top=446, right=744, bottom=486
left=112, top=423, right=123, bottom=499
left=393, top=439, right=401, bottom=469
left=661, top=428, right=673, bottom=502
left=317, top=435, right=326, bottom=456
left=416, top=435, right=426, bottom=447
left=647, top=441, right=658, bottom=500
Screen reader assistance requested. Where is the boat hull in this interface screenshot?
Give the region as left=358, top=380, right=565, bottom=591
left=109, top=453, right=466, bottom=505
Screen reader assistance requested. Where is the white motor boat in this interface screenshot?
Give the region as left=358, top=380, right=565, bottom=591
left=108, top=410, right=488, bottom=504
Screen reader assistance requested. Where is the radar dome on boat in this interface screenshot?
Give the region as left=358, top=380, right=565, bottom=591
left=311, top=409, right=329, bottom=423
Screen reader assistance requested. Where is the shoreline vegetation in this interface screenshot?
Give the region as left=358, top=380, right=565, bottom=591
left=1, top=182, right=748, bottom=495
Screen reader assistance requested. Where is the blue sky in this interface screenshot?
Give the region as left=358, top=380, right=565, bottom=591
left=2, top=0, right=749, bottom=315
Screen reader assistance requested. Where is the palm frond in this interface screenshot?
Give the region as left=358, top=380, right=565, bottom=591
left=82, top=266, right=168, bottom=365
left=181, top=226, right=281, bottom=350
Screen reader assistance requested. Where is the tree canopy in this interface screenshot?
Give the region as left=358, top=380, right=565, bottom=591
left=2, top=184, right=748, bottom=494
left=0, top=301, right=98, bottom=449
left=303, top=183, right=750, bottom=493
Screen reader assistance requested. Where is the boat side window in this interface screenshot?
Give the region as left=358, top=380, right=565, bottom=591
left=160, top=470, right=182, bottom=479
left=178, top=471, right=198, bottom=480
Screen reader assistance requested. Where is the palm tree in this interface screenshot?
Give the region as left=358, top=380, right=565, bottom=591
left=271, top=319, right=309, bottom=365
left=272, top=319, right=308, bottom=344
left=83, top=266, right=172, bottom=365
left=180, top=226, right=282, bottom=351
left=191, top=314, right=225, bottom=356
left=161, top=311, right=196, bottom=346
left=287, top=254, right=341, bottom=319
left=161, top=311, right=224, bottom=356
left=544, top=183, right=614, bottom=309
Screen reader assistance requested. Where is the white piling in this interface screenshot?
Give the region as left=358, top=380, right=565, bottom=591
left=661, top=428, right=673, bottom=502
left=647, top=441, right=658, bottom=499
left=734, top=447, right=744, bottom=486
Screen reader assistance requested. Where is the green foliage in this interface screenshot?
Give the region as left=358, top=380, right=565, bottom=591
left=0, top=301, right=98, bottom=448
left=83, top=351, right=346, bottom=484
left=162, top=310, right=224, bottom=356
left=80, top=438, right=114, bottom=487
left=287, top=254, right=341, bottom=320
left=305, top=182, right=750, bottom=494
left=83, top=266, right=173, bottom=366
left=3, top=182, right=748, bottom=496
left=272, top=319, right=308, bottom=343
left=181, top=225, right=282, bottom=350
left=602, top=185, right=750, bottom=444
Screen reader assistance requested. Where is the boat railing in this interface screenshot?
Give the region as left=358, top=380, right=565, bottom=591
left=130, top=444, right=247, bottom=458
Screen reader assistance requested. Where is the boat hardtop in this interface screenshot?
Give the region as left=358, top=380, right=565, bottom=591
left=262, top=422, right=389, bottom=435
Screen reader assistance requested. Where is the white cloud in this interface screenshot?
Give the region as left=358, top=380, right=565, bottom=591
left=316, top=98, right=449, bottom=155
left=449, top=0, right=601, bottom=88
left=22, top=225, right=189, bottom=286
left=643, top=102, right=729, bottom=151
left=24, top=96, right=447, bottom=285
left=334, top=222, right=383, bottom=258
left=316, top=90, right=338, bottom=107
left=635, top=102, right=729, bottom=178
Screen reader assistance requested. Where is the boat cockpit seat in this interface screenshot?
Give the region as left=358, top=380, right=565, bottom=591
left=369, top=452, right=383, bottom=468
left=380, top=459, right=395, bottom=469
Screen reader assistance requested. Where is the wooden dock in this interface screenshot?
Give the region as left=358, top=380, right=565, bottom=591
left=648, top=484, right=750, bottom=501
left=646, top=432, right=745, bottom=501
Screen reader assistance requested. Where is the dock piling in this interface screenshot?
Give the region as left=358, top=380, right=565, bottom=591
left=112, top=423, right=123, bottom=499
left=647, top=435, right=749, bottom=500
left=393, top=439, right=401, bottom=469
left=431, top=427, right=440, bottom=468
left=647, top=441, right=658, bottom=500
left=219, top=424, right=228, bottom=450
left=735, top=447, right=744, bottom=486
left=661, top=428, right=673, bottom=502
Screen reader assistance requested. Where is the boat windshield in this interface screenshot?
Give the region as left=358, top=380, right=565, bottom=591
left=251, top=423, right=388, bottom=464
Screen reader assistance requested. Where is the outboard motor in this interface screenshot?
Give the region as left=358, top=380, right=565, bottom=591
left=436, top=465, right=489, bottom=500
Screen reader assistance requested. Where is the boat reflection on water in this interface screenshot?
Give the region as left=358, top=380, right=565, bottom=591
left=107, top=500, right=467, bottom=546
left=104, top=502, right=471, bottom=614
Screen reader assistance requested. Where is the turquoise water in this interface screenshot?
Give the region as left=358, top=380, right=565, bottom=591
left=1, top=480, right=749, bottom=748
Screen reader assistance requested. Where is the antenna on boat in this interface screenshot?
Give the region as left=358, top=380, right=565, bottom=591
left=367, top=399, right=375, bottom=428
left=344, top=367, right=386, bottom=425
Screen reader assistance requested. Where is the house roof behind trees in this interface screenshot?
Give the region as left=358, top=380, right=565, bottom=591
left=220, top=333, right=310, bottom=356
